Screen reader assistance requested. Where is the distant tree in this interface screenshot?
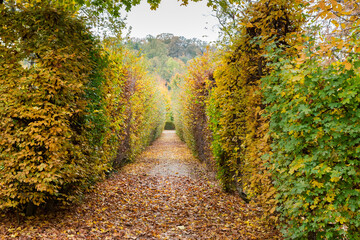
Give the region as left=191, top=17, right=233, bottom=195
left=127, top=34, right=209, bottom=63
left=125, top=33, right=210, bottom=88
left=156, top=33, right=175, bottom=44
left=168, top=36, right=185, bottom=58
left=143, top=36, right=168, bottom=59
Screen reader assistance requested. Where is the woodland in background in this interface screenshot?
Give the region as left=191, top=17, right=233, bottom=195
left=126, top=34, right=208, bottom=88
left=1, top=0, right=360, bottom=239
left=126, top=34, right=209, bottom=126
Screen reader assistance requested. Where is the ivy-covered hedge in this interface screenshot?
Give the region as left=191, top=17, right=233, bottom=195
left=263, top=47, right=360, bottom=239
left=175, top=0, right=359, bottom=238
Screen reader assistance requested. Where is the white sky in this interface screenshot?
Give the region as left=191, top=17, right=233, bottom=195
left=123, top=0, right=220, bottom=42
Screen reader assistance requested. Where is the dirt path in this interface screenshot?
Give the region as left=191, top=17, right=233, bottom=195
left=122, top=130, right=209, bottom=178
left=0, top=131, right=281, bottom=239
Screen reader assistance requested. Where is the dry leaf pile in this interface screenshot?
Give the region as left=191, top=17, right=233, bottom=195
left=0, top=131, right=280, bottom=239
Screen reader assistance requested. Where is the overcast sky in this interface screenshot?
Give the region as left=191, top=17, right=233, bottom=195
left=123, top=0, right=220, bottom=42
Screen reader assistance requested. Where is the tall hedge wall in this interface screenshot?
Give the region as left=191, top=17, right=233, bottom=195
left=263, top=42, right=360, bottom=239
left=0, top=4, right=106, bottom=212
left=171, top=51, right=216, bottom=169
left=209, top=0, right=304, bottom=217
left=175, top=0, right=360, bottom=238
left=0, top=3, right=166, bottom=214
left=103, top=41, right=166, bottom=167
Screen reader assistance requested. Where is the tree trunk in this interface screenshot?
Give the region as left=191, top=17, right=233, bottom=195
left=25, top=202, right=37, bottom=216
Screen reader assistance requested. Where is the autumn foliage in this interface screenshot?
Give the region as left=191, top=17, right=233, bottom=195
left=0, top=3, right=166, bottom=214
left=103, top=40, right=166, bottom=168
left=171, top=51, right=217, bottom=172
left=0, top=4, right=104, bottom=212
left=174, top=0, right=360, bottom=239
left=176, top=0, right=304, bottom=220
left=2, top=0, right=360, bottom=239
left=262, top=1, right=360, bottom=237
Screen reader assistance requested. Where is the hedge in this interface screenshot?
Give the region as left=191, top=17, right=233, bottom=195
left=0, top=3, right=167, bottom=214
left=263, top=45, right=360, bottom=239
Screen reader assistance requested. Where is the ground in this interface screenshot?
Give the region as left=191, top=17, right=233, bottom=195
left=0, top=130, right=281, bottom=239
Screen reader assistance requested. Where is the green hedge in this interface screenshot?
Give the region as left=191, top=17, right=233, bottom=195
left=263, top=46, right=360, bottom=238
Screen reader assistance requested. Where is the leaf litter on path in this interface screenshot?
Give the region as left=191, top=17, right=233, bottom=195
left=0, top=130, right=281, bottom=239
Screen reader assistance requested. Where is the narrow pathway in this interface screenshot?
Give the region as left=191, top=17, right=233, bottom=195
left=0, top=131, right=281, bottom=239
left=122, top=130, right=208, bottom=178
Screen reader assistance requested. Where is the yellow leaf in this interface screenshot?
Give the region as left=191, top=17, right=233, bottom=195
left=331, top=20, right=339, bottom=28
left=329, top=0, right=338, bottom=7
left=335, top=216, right=347, bottom=224
left=344, top=62, right=351, bottom=70
left=311, top=180, right=323, bottom=188
left=325, top=193, right=335, bottom=202
left=318, top=1, right=326, bottom=10
left=330, top=176, right=340, bottom=182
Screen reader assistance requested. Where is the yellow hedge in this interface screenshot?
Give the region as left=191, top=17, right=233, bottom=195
left=103, top=39, right=167, bottom=167
left=209, top=0, right=304, bottom=220
left=171, top=51, right=217, bottom=169
left=0, top=4, right=166, bottom=215
left=0, top=4, right=106, bottom=212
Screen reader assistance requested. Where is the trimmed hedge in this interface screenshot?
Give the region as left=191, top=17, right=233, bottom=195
left=0, top=3, right=166, bottom=214
left=164, top=122, right=175, bottom=130
left=263, top=47, right=360, bottom=239
left=171, top=51, right=216, bottom=168
left=208, top=0, right=303, bottom=217
left=0, top=4, right=106, bottom=212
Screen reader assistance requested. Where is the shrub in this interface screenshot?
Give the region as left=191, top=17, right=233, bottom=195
left=0, top=3, right=108, bottom=212
left=103, top=41, right=167, bottom=167
left=164, top=122, right=175, bottom=130
left=171, top=51, right=216, bottom=168
left=263, top=48, right=360, bottom=239
left=208, top=0, right=304, bottom=221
